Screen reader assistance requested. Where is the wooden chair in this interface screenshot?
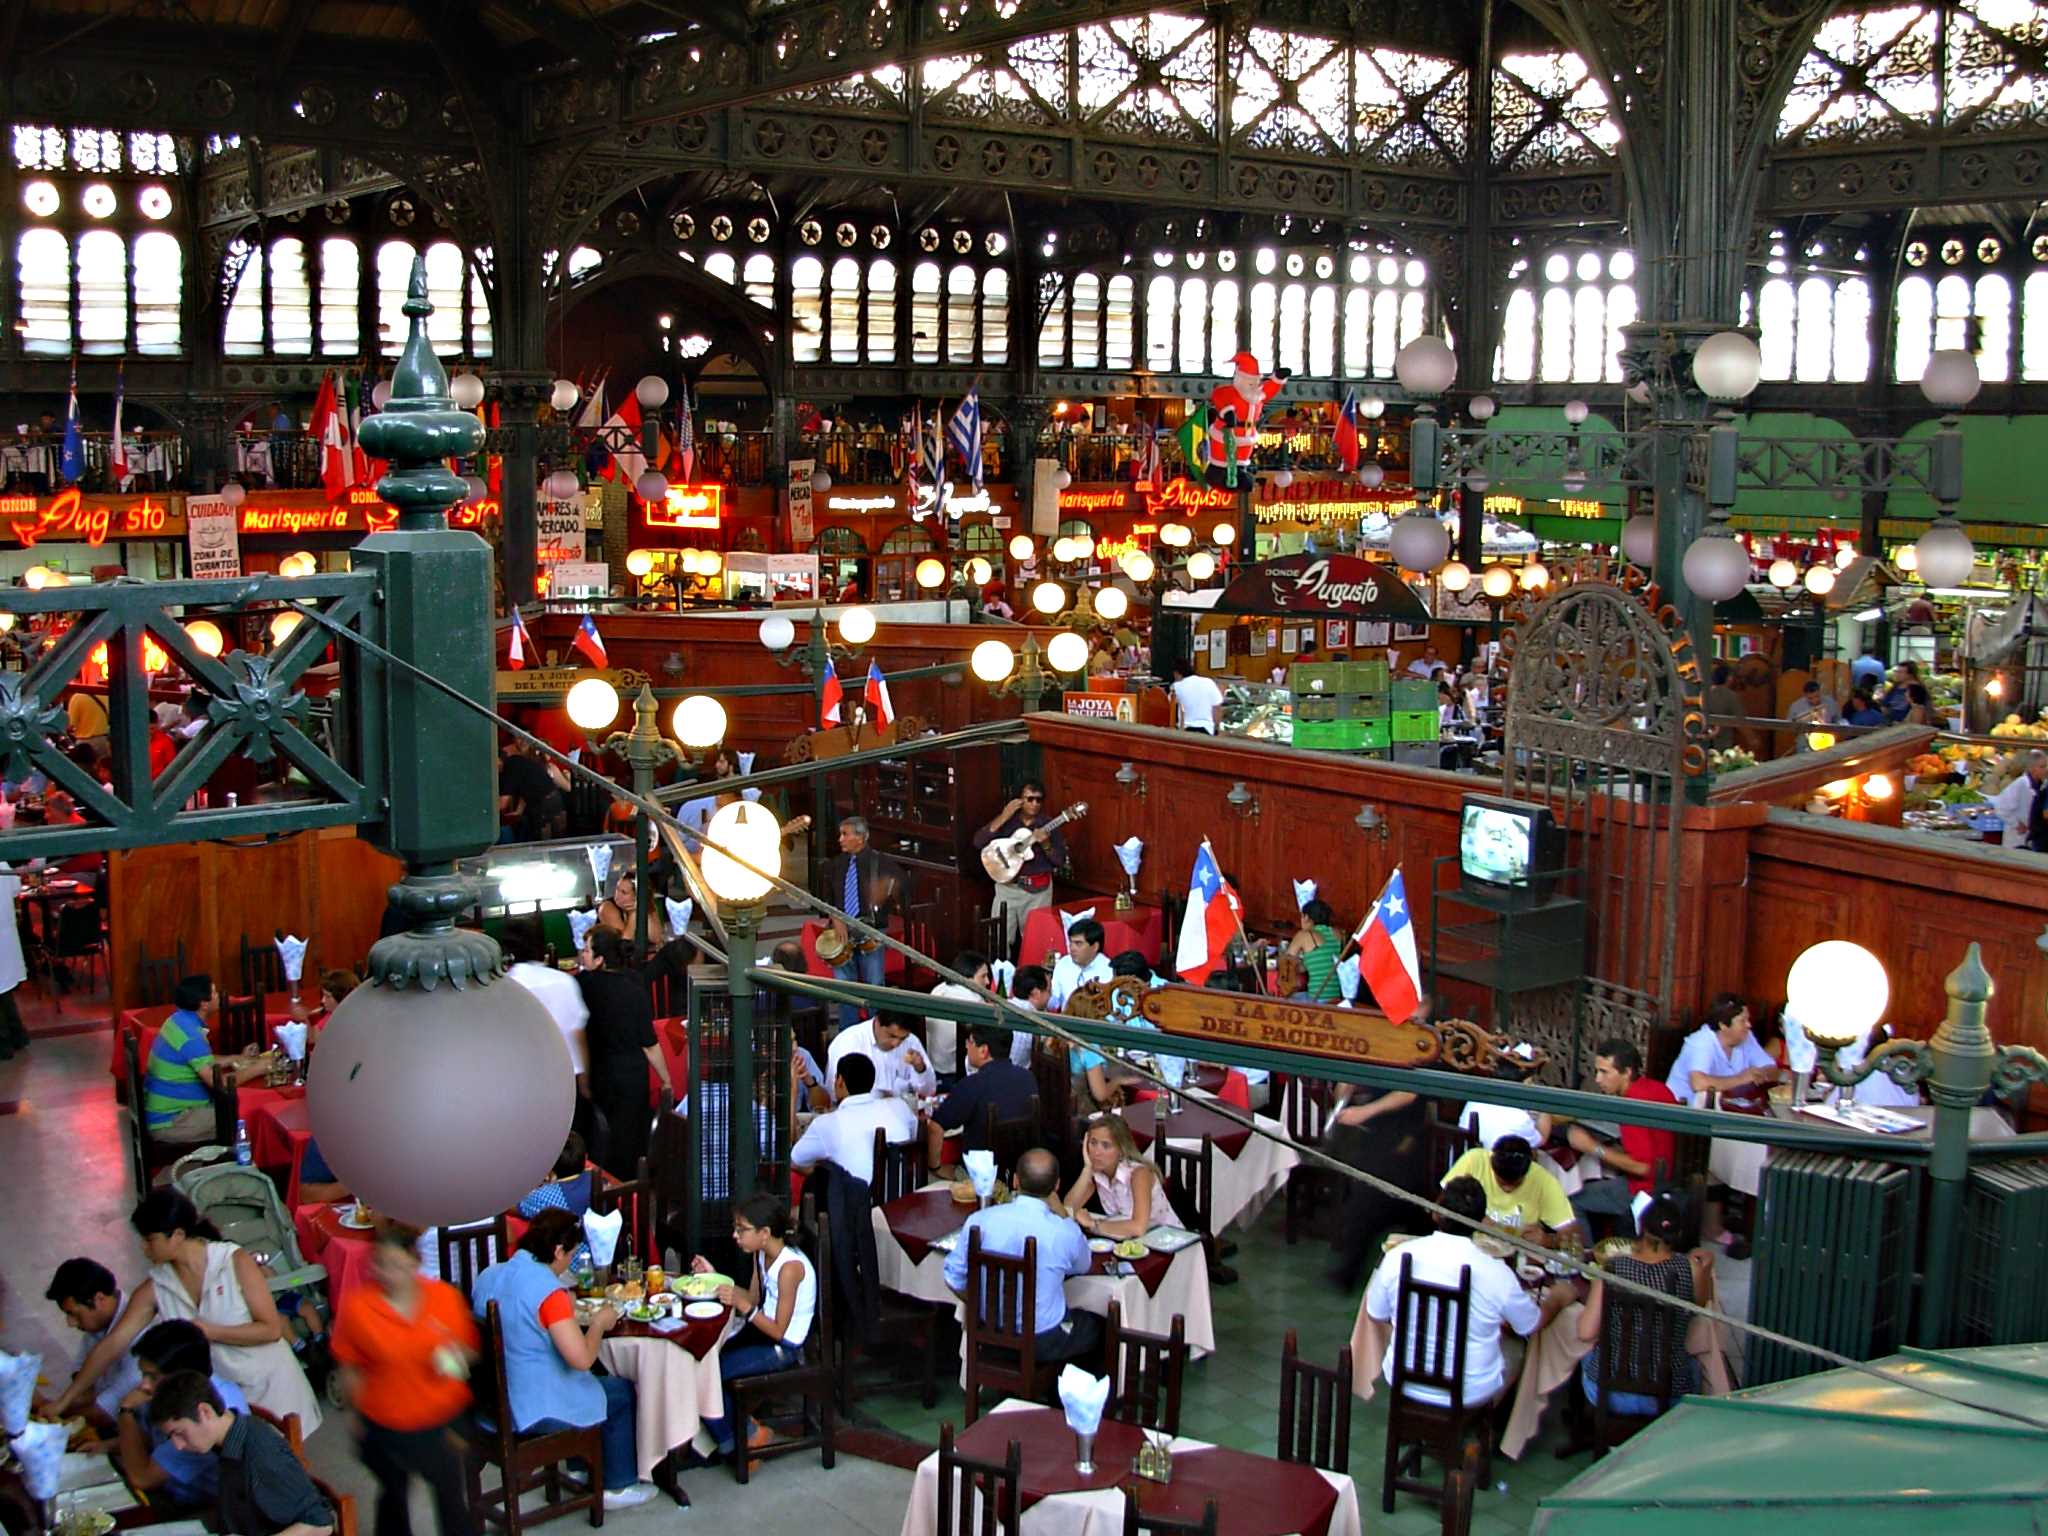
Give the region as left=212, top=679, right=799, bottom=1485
left=240, top=934, right=286, bottom=999
left=872, top=1126, right=925, bottom=1207
left=935, top=1423, right=1021, bottom=1536
left=1279, top=1076, right=1339, bottom=1244
left=1591, top=1284, right=1687, bottom=1451
left=1028, top=1041, right=1078, bottom=1181
left=123, top=1030, right=178, bottom=1191
left=247, top=1404, right=306, bottom=1460
left=467, top=1302, right=604, bottom=1535
left=961, top=1229, right=1057, bottom=1423
left=52, top=898, right=109, bottom=993
left=1381, top=1254, right=1492, bottom=1516
left=438, top=1214, right=510, bottom=1299
left=1439, top=1436, right=1482, bottom=1536
left=216, top=993, right=266, bottom=1057
left=1153, top=1135, right=1218, bottom=1274
left=590, top=1157, right=653, bottom=1264
left=134, top=940, right=185, bottom=1008
left=1103, top=1298, right=1187, bottom=1436
left=728, top=1210, right=836, bottom=1483
left=1277, top=1328, right=1353, bottom=1474
left=978, top=910, right=1010, bottom=967
left=1423, top=1103, right=1478, bottom=1183
left=648, top=1090, right=691, bottom=1267
left=983, top=1097, right=1040, bottom=1186
left=1122, top=1496, right=1217, bottom=1535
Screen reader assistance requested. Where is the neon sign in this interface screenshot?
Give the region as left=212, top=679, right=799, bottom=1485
left=1058, top=489, right=1127, bottom=514
left=8, top=488, right=171, bottom=548
left=1145, top=480, right=1235, bottom=514
left=646, top=484, right=723, bottom=530
left=826, top=494, right=896, bottom=513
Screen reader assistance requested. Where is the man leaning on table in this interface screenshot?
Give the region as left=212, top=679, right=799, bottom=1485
left=144, top=976, right=276, bottom=1145
left=1664, top=993, right=1780, bottom=1107
left=789, top=1054, right=917, bottom=1188
left=1564, top=1039, right=1678, bottom=1235
left=943, top=1148, right=1100, bottom=1364
left=1441, top=1136, right=1579, bottom=1248
left=1365, top=1177, right=1544, bottom=1406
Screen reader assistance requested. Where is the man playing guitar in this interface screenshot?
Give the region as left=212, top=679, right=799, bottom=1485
left=971, top=779, right=1067, bottom=958
left=818, top=815, right=902, bottom=1029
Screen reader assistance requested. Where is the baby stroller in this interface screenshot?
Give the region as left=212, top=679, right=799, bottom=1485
left=174, top=1153, right=337, bottom=1399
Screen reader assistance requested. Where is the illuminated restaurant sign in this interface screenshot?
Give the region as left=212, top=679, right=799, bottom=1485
left=826, top=494, right=897, bottom=513
left=3, top=488, right=179, bottom=546
left=1057, top=480, right=1238, bottom=518
left=645, top=483, right=723, bottom=530
left=236, top=485, right=496, bottom=537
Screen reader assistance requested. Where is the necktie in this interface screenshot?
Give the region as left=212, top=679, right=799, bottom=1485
left=843, top=855, right=860, bottom=918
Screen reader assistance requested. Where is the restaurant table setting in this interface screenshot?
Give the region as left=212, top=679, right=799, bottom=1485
left=293, top=1199, right=381, bottom=1315
left=896, top=1397, right=1363, bottom=1536
left=1708, top=1101, right=2014, bottom=1197
left=1119, top=1092, right=1299, bottom=1234
left=109, top=992, right=298, bottom=1080
left=1018, top=900, right=1164, bottom=970
left=874, top=1185, right=1216, bottom=1377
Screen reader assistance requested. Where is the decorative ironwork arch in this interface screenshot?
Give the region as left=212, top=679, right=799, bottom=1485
left=1496, top=556, right=1709, bottom=1080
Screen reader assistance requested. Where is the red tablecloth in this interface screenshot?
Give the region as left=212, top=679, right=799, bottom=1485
left=111, top=992, right=299, bottom=1080
left=1017, top=900, right=1164, bottom=970
left=952, top=1407, right=1340, bottom=1536
left=295, top=1203, right=377, bottom=1317
left=879, top=1189, right=1170, bottom=1296
left=249, top=1097, right=315, bottom=1204
left=798, top=918, right=908, bottom=982
left=238, top=1082, right=305, bottom=1163
left=1122, top=1097, right=1253, bottom=1160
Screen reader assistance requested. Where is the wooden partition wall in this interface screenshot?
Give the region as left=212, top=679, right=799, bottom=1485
left=107, top=827, right=403, bottom=1012
left=1028, top=715, right=2048, bottom=1058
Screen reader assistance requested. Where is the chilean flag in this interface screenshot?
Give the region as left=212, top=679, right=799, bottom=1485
left=863, top=660, right=895, bottom=726
left=1355, top=868, right=1423, bottom=1024
left=1174, top=841, right=1243, bottom=986
left=570, top=614, right=608, bottom=668
left=1334, top=388, right=1363, bottom=474
left=507, top=608, right=533, bottom=670
left=819, top=660, right=844, bottom=727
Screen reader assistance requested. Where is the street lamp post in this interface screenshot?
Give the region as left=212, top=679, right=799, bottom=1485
left=699, top=799, right=784, bottom=1201
left=1804, top=941, right=2048, bottom=1346
left=601, top=685, right=682, bottom=957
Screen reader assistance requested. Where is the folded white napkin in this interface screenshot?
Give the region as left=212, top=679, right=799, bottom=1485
left=737, top=752, right=761, bottom=802
left=964, top=1149, right=998, bottom=1200
left=1292, top=878, right=1317, bottom=910
left=1058, top=1365, right=1110, bottom=1435
left=1336, top=953, right=1362, bottom=1002
left=1115, top=837, right=1144, bottom=881
left=9, top=1419, right=66, bottom=1498
left=664, top=897, right=693, bottom=936
left=567, top=909, right=599, bottom=952
left=1780, top=1012, right=1820, bottom=1074
left=0, top=1348, right=40, bottom=1434
left=274, top=1021, right=309, bottom=1063
left=1059, top=907, right=1096, bottom=936
left=581, top=1208, right=623, bottom=1267
left=587, top=844, right=613, bottom=894
left=989, top=959, right=1016, bottom=995
left=275, top=933, right=307, bottom=984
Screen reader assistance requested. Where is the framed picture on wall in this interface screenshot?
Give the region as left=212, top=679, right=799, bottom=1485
left=1249, top=627, right=1267, bottom=657
left=1281, top=627, right=1299, bottom=653
left=1394, top=622, right=1430, bottom=642
left=1208, top=628, right=1229, bottom=667
left=1355, top=620, right=1389, bottom=647
left=1266, top=626, right=1281, bottom=652
left=1325, top=620, right=1347, bottom=649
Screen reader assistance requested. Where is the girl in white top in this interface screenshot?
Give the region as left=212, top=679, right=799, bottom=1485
left=54, top=1188, right=322, bottom=1434
left=694, top=1193, right=816, bottom=1456
left=1064, top=1113, right=1182, bottom=1240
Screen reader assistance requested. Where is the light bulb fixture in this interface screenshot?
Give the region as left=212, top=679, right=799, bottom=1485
left=1226, top=780, right=1261, bottom=819
left=1467, top=394, right=1497, bottom=422
left=679, top=551, right=702, bottom=576
left=1045, top=630, right=1089, bottom=672
left=635, top=470, right=668, bottom=504
left=565, top=677, right=622, bottom=731
left=185, top=619, right=225, bottom=657
left=450, top=372, right=485, bottom=410
left=1159, top=523, right=1193, bottom=548
left=1784, top=940, right=1889, bottom=1050
left=1985, top=675, right=2006, bottom=699
left=671, top=693, right=727, bottom=750
left=1361, top=396, right=1385, bottom=419
left=1463, top=472, right=1491, bottom=494
left=1439, top=560, right=1472, bottom=593
left=1270, top=470, right=1293, bottom=490
left=1358, top=463, right=1385, bottom=488
left=1805, top=730, right=1836, bottom=752
left=634, top=374, right=670, bottom=409
left=1390, top=512, right=1450, bottom=573
left=965, top=557, right=993, bottom=586
left=1835, top=544, right=1859, bottom=570
left=1354, top=803, right=1387, bottom=841
left=220, top=480, right=247, bottom=507
left=915, top=557, right=947, bottom=589
left=1519, top=561, right=1550, bottom=591
left=1480, top=565, right=1515, bottom=600
left=1122, top=551, right=1156, bottom=583
left=758, top=615, right=795, bottom=652
left=836, top=606, right=877, bottom=645
left=1562, top=399, right=1590, bottom=426
left=1620, top=514, right=1655, bottom=567
left=545, top=468, right=582, bottom=500
left=625, top=549, right=655, bottom=578
left=1913, top=516, right=1976, bottom=587
left=1804, top=564, right=1836, bottom=596
left=1094, top=586, right=1130, bottom=620
left=1894, top=544, right=1919, bottom=574
left=1053, top=468, right=1073, bottom=490
left=1185, top=550, right=1217, bottom=582
left=970, top=638, right=1017, bottom=683
left=1393, top=335, right=1457, bottom=397
left=1560, top=466, right=1588, bottom=492
left=268, top=611, right=303, bottom=644
left=1682, top=528, right=1752, bottom=602
left=811, top=468, right=832, bottom=493
left=1008, top=535, right=1035, bottom=561
left=1692, top=330, right=1764, bottom=402
left=1863, top=772, right=1894, bottom=802
left=1919, top=348, right=1982, bottom=409
left=550, top=379, right=580, bottom=412
left=1031, top=579, right=1067, bottom=615
left=1212, top=522, right=1238, bottom=546
left=700, top=799, right=782, bottom=905
left=697, top=551, right=722, bottom=578
left=1768, top=558, right=1798, bottom=588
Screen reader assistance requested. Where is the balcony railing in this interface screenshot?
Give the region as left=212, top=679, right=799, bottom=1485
left=0, top=432, right=189, bottom=493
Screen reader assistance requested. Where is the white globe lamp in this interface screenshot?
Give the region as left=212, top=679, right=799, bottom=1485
left=1804, top=564, right=1836, bottom=596
left=550, top=379, right=580, bottom=412
left=1031, top=580, right=1067, bottom=615
left=1768, top=558, right=1798, bottom=589
left=1919, top=349, right=1982, bottom=409
left=1621, top=514, right=1657, bottom=566
left=1682, top=533, right=1752, bottom=601
left=672, top=694, right=727, bottom=750
left=1045, top=631, right=1089, bottom=673
left=1439, top=561, right=1471, bottom=593
left=1692, top=331, right=1763, bottom=402
left=1094, top=586, right=1130, bottom=620
left=1914, top=517, right=1976, bottom=586
left=758, top=615, right=796, bottom=652
left=971, top=639, right=1016, bottom=683
left=634, top=374, right=670, bottom=409
left=700, top=800, right=782, bottom=905
left=450, top=372, right=485, bottom=410
left=1785, top=940, right=1889, bottom=1050
left=1390, top=512, right=1450, bottom=572
left=837, top=606, right=877, bottom=645
left=565, top=677, right=620, bottom=731
left=1393, top=335, right=1457, bottom=396
left=1185, top=550, right=1217, bottom=582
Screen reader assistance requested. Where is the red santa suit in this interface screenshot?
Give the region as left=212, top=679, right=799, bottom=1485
left=1206, top=352, right=1288, bottom=488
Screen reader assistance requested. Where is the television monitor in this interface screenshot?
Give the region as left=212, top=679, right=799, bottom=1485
left=1459, top=794, right=1562, bottom=907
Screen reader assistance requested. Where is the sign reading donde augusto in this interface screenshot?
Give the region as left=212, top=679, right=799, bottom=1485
left=1213, top=551, right=1433, bottom=622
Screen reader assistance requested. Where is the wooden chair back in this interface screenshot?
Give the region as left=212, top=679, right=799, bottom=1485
left=649, top=1089, right=692, bottom=1266
left=961, top=1228, right=1039, bottom=1423
left=437, top=1214, right=509, bottom=1299
left=123, top=1030, right=167, bottom=1189
left=1423, top=1104, right=1478, bottom=1182
left=1389, top=1253, right=1473, bottom=1410
left=216, top=993, right=266, bottom=1057
left=1122, top=1496, right=1217, bottom=1535
left=1103, top=1298, right=1187, bottom=1436
left=134, top=940, right=185, bottom=1008
left=1028, top=1041, right=1078, bottom=1178
left=982, top=1096, right=1040, bottom=1186
left=1153, top=1135, right=1216, bottom=1245
left=240, top=935, right=286, bottom=999
left=590, top=1156, right=653, bottom=1262
left=1279, top=1075, right=1331, bottom=1142
left=978, top=910, right=1010, bottom=966
left=1593, top=1280, right=1686, bottom=1448
left=936, top=1423, right=1021, bottom=1536
left=872, top=1126, right=925, bottom=1206
left=247, top=1404, right=306, bottom=1460
left=727, top=1208, right=837, bottom=1482
left=1277, top=1327, right=1353, bottom=1473
left=471, top=1302, right=604, bottom=1534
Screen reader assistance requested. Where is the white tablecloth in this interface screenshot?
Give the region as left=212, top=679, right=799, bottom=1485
left=897, top=1399, right=1363, bottom=1536
left=1, top=444, right=52, bottom=477
left=1709, top=1104, right=2014, bottom=1197
left=1165, top=1108, right=1300, bottom=1234
left=598, top=1325, right=732, bottom=1481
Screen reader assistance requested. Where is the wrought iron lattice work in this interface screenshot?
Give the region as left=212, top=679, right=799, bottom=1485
left=1498, top=560, right=1710, bottom=1080
left=682, top=968, right=792, bottom=1258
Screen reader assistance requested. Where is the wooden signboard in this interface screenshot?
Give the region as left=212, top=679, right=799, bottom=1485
left=1139, top=983, right=1441, bottom=1067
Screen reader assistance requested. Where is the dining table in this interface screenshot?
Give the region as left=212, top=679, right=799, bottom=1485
left=1707, top=1101, right=2014, bottom=1197
left=293, top=1200, right=380, bottom=1316
left=245, top=1092, right=316, bottom=1203
left=1017, top=899, right=1164, bottom=971
left=596, top=1300, right=736, bottom=1482
left=874, top=1186, right=1216, bottom=1376
left=1120, top=1093, right=1299, bottom=1235
left=896, top=1398, right=1363, bottom=1536
left=110, top=991, right=299, bottom=1081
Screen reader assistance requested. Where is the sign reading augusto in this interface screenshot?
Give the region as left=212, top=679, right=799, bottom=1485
left=1139, top=984, right=1441, bottom=1067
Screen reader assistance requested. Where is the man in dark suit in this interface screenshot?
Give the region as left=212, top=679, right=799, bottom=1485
left=819, top=815, right=903, bottom=1029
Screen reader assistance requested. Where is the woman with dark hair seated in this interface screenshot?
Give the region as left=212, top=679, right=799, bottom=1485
left=691, top=1193, right=818, bottom=1463
left=1285, top=898, right=1344, bottom=1003
left=1575, top=1192, right=1704, bottom=1419
left=469, top=1209, right=658, bottom=1509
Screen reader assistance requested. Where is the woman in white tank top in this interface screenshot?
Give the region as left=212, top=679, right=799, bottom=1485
left=692, top=1193, right=816, bottom=1456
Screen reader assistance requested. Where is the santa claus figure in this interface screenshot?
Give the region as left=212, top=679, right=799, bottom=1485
left=1206, top=352, right=1290, bottom=489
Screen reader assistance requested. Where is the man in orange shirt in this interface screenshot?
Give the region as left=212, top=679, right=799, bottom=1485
left=330, top=1225, right=480, bottom=1536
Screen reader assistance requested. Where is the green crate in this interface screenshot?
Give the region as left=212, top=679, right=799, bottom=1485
left=1295, top=696, right=1337, bottom=723
left=1291, top=721, right=1341, bottom=750
left=1341, top=659, right=1390, bottom=693
left=1288, top=662, right=1341, bottom=694
left=1391, top=676, right=1438, bottom=711
left=1391, top=708, right=1439, bottom=742
left=1358, top=716, right=1392, bottom=750
left=1337, top=693, right=1391, bottom=720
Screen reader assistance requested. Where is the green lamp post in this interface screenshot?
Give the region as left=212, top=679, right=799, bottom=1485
left=697, top=798, right=786, bottom=1201
left=602, top=684, right=684, bottom=957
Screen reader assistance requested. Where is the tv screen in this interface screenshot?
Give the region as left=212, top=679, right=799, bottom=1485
left=1460, top=797, right=1541, bottom=888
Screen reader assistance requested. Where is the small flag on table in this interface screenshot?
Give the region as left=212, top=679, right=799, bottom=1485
left=820, top=660, right=844, bottom=727
left=864, top=660, right=895, bottom=726
left=507, top=608, right=533, bottom=670
left=1355, top=867, right=1423, bottom=1024
left=571, top=614, right=608, bottom=667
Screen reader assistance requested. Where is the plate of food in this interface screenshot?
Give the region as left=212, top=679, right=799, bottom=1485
left=1473, top=1231, right=1513, bottom=1259
left=337, top=1203, right=375, bottom=1230
left=624, top=1302, right=663, bottom=1323
left=683, top=1300, right=723, bottom=1321
left=1088, top=1237, right=1115, bottom=1254
left=1114, top=1239, right=1148, bottom=1260
left=1593, top=1236, right=1634, bottom=1267
left=676, top=1272, right=732, bottom=1299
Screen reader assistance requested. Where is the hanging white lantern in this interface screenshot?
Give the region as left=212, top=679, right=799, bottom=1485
left=370, top=380, right=393, bottom=410
left=1913, top=516, right=1976, bottom=586
left=546, top=469, right=581, bottom=500
left=1562, top=399, right=1590, bottom=426
left=635, top=470, right=668, bottom=503
left=220, top=479, right=248, bottom=507
left=1804, top=564, right=1836, bottom=596
left=1768, top=557, right=1798, bottom=588
left=811, top=469, right=832, bottom=493
left=1918, top=349, right=1982, bottom=409
left=1389, top=513, right=1450, bottom=573
left=550, top=379, right=580, bottom=413
left=1620, top=514, right=1656, bottom=566
left=1357, top=463, right=1385, bottom=488
left=634, top=375, right=670, bottom=409
left=1682, top=532, right=1752, bottom=601
left=1271, top=469, right=1293, bottom=489
left=450, top=372, right=486, bottom=410
left=1467, top=394, right=1497, bottom=422
left=1439, top=561, right=1472, bottom=593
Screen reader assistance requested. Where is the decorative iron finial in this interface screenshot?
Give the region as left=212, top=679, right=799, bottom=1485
left=357, top=255, right=484, bottom=532
left=363, top=872, right=505, bottom=992
left=1947, top=942, right=1994, bottom=1007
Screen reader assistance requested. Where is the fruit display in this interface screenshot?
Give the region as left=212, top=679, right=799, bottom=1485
left=1709, top=746, right=1758, bottom=774
left=1989, top=713, right=2048, bottom=742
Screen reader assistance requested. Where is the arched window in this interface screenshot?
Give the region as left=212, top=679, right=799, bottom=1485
left=813, top=526, right=867, bottom=555
left=1975, top=273, right=2011, bottom=383
left=1069, top=273, right=1100, bottom=367
left=223, top=240, right=262, bottom=357
left=1833, top=277, right=1872, bottom=382
left=742, top=252, right=776, bottom=310
left=318, top=237, right=359, bottom=355
left=1933, top=272, right=1972, bottom=353
left=267, top=236, right=311, bottom=356
left=1373, top=288, right=1401, bottom=376
left=1499, top=288, right=1536, bottom=381
left=911, top=260, right=941, bottom=363
left=867, top=258, right=897, bottom=362
left=2023, top=271, right=2048, bottom=381
left=1308, top=284, right=1337, bottom=376
left=376, top=240, right=416, bottom=357
left=566, top=246, right=602, bottom=282
left=469, top=259, right=493, bottom=358
left=1145, top=274, right=1176, bottom=370
left=791, top=255, right=824, bottom=363
left=946, top=263, right=977, bottom=362
left=1104, top=275, right=1136, bottom=368
left=71, top=228, right=125, bottom=354
left=1277, top=282, right=1306, bottom=374
left=18, top=227, right=72, bottom=354
left=981, top=267, right=1009, bottom=364
left=132, top=231, right=181, bottom=355
left=1795, top=277, right=1834, bottom=382
left=1176, top=277, right=1207, bottom=373
left=1757, top=279, right=1795, bottom=380
left=1893, top=274, right=1933, bottom=382
left=702, top=251, right=737, bottom=286
left=1539, top=287, right=1572, bottom=381
left=423, top=241, right=466, bottom=355
left=1344, top=286, right=1373, bottom=377
left=1602, top=281, right=1635, bottom=381
left=1040, top=283, right=1068, bottom=365
left=1248, top=281, right=1277, bottom=372
left=1210, top=278, right=1240, bottom=372
left=1570, top=286, right=1603, bottom=382
left=829, top=256, right=861, bottom=363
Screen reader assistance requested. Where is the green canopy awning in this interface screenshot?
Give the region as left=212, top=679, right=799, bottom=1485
left=1534, top=1344, right=2048, bottom=1533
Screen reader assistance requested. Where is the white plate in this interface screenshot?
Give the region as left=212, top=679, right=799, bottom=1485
left=1088, top=1237, right=1115, bottom=1254
left=683, top=1300, right=723, bottom=1320
left=337, top=1206, right=374, bottom=1230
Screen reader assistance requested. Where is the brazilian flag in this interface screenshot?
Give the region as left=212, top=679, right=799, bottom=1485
left=1175, top=405, right=1208, bottom=478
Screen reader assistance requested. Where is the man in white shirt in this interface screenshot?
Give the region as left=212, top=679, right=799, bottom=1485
left=1461, top=1100, right=1551, bottom=1150
left=506, top=945, right=588, bottom=1087
left=1048, top=919, right=1112, bottom=1011
left=1990, top=751, right=2047, bottom=850
left=825, top=1011, right=937, bottom=1101
left=1006, top=964, right=1050, bottom=1067
left=925, top=950, right=992, bottom=1081
left=1364, top=1176, right=1543, bottom=1407
left=40, top=1258, right=145, bottom=1426
left=789, top=1055, right=918, bottom=1187
left=1169, top=661, right=1224, bottom=734
left=1665, top=993, right=1780, bottom=1107
left=1832, top=1023, right=1923, bottom=1109
left=1405, top=646, right=1443, bottom=678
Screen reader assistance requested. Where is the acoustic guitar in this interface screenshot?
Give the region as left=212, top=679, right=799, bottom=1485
left=980, top=801, right=1089, bottom=884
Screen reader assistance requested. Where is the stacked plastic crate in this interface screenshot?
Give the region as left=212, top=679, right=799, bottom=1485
left=1390, top=674, right=1441, bottom=766
left=1287, top=657, right=1393, bottom=757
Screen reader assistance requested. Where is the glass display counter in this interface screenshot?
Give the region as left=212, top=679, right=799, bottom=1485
left=1218, top=680, right=1293, bottom=744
